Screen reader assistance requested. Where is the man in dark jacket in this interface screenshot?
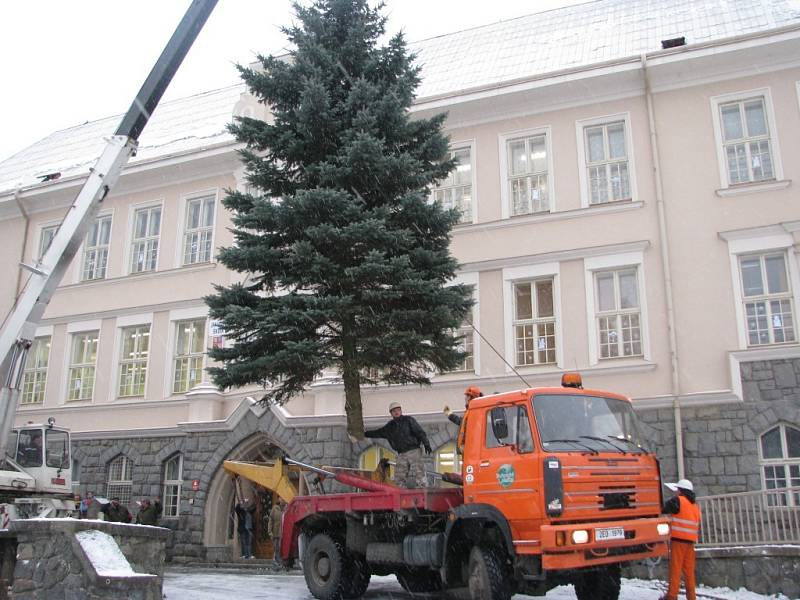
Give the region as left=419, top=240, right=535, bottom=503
left=135, top=498, right=162, bottom=526
left=364, top=402, right=431, bottom=488
left=234, top=499, right=255, bottom=559
left=102, top=497, right=132, bottom=523
left=660, top=479, right=701, bottom=600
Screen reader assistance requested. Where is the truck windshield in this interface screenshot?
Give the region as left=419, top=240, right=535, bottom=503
left=532, top=394, right=650, bottom=454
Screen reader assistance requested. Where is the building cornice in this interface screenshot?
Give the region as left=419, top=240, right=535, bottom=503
left=458, top=240, right=651, bottom=274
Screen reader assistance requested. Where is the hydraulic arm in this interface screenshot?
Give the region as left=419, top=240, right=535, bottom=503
left=0, top=0, right=217, bottom=455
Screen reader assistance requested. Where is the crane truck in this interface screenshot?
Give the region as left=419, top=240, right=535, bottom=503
left=0, top=0, right=217, bottom=523
left=280, top=374, right=671, bottom=600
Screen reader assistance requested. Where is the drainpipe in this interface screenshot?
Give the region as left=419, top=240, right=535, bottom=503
left=13, top=187, right=30, bottom=297
left=641, top=54, right=685, bottom=479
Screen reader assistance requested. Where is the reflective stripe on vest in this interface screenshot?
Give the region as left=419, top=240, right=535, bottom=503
left=671, top=495, right=701, bottom=543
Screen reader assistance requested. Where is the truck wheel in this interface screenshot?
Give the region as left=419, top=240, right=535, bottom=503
left=467, top=546, right=513, bottom=600
left=303, top=533, right=345, bottom=600
left=341, top=555, right=371, bottom=599
left=396, top=566, right=442, bottom=594
left=574, top=565, right=621, bottom=600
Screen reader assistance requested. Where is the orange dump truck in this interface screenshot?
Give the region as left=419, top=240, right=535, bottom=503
left=281, top=375, right=670, bottom=599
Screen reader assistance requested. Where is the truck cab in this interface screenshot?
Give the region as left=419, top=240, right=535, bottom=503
left=454, top=375, right=669, bottom=595
left=3, top=422, right=72, bottom=496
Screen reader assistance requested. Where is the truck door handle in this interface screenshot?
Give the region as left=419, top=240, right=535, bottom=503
left=480, top=460, right=490, bottom=467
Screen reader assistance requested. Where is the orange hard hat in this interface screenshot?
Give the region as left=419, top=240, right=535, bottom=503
left=464, top=386, right=482, bottom=399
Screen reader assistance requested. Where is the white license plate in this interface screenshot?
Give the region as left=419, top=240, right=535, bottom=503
left=595, top=527, right=625, bottom=542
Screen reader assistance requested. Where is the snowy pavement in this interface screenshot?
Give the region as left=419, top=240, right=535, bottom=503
left=162, top=568, right=792, bottom=600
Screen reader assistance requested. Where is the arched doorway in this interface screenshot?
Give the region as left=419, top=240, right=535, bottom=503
left=203, top=433, right=290, bottom=560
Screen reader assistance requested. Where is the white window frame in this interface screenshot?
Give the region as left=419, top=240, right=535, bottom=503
left=80, top=213, right=114, bottom=281
left=106, top=455, right=133, bottom=508
left=710, top=88, right=784, bottom=189
left=576, top=113, right=637, bottom=208
left=447, top=272, right=480, bottom=375
left=722, top=229, right=800, bottom=351
left=127, top=201, right=163, bottom=274
left=37, top=222, right=60, bottom=262
left=431, top=141, right=476, bottom=225
left=162, top=454, right=183, bottom=518
left=66, top=329, right=100, bottom=402
left=499, top=126, right=554, bottom=219
left=584, top=251, right=650, bottom=366
left=171, top=316, right=208, bottom=394
left=164, top=307, right=208, bottom=395
left=117, top=324, right=151, bottom=397
left=177, top=190, right=218, bottom=267
left=758, top=423, right=800, bottom=507
left=503, top=263, right=562, bottom=370
left=21, top=336, right=51, bottom=405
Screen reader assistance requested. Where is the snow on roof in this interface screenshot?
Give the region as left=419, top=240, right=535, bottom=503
left=2, top=0, right=799, bottom=196
left=0, top=84, right=244, bottom=194
left=75, top=529, right=154, bottom=577
left=410, top=0, right=800, bottom=99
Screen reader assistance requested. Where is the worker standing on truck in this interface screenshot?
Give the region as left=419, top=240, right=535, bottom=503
left=660, top=478, right=701, bottom=600
left=363, top=401, right=432, bottom=488
left=443, top=385, right=482, bottom=426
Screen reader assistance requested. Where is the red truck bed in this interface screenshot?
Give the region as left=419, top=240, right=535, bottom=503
left=281, top=487, right=463, bottom=561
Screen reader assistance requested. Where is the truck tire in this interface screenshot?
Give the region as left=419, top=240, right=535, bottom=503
left=467, top=546, right=513, bottom=600
left=574, top=565, right=621, bottom=600
left=341, top=555, right=371, bottom=599
left=396, top=566, right=442, bottom=594
left=303, top=533, right=346, bottom=600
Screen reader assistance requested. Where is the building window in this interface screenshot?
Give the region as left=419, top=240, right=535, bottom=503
left=759, top=424, right=800, bottom=507
left=583, top=121, right=630, bottom=205
left=118, top=325, right=150, bottom=397
left=513, top=279, right=556, bottom=366
left=435, top=442, right=461, bottom=475
left=38, top=224, right=59, bottom=260
left=449, top=324, right=474, bottom=373
left=507, top=133, right=549, bottom=215
left=130, top=205, right=161, bottom=273
left=21, top=336, right=50, bottom=405
left=433, top=147, right=473, bottom=224
left=107, top=455, right=133, bottom=507
left=739, top=253, right=796, bottom=346
left=173, top=319, right=206, bottom=393
left=162, top=454, right=183, bottom=518
left=719, top=96, right=774, bottom=185
left=183, top=196, right=215, bottom=265
left=358, top=446, right=396, bottom=480
left=68, top=331, right=99, bottom=401
left=81, top=215, right=112, bottom=281
left=595, top=268, right=642, bottom=359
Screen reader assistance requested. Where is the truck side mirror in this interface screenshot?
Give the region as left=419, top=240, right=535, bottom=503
left=490, top=407, right=509, bottom=441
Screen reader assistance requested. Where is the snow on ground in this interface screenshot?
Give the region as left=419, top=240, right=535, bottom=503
left=163, top=569, right=793, bottom=600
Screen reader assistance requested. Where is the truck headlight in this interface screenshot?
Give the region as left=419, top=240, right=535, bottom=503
left=571, top=530, right=589, bottom=544
left=657, top=523, right=670, bottom=536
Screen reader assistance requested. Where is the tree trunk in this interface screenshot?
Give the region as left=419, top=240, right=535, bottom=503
left=341, top=334, right=365, bottom=439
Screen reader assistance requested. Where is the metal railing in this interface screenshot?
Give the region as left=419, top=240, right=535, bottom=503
left=697, top=486, right=800, bottom=547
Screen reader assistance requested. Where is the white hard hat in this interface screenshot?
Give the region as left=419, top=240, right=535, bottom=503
left=665, top=478, right=693, bottom=492
left=388, top=401, right=402, bottom=412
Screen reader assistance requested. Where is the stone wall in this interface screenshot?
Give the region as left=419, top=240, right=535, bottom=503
left=638, top=358, right=800, bottom=494
left=9, top=520, right=168, bottom=600
left=625, top=546, right=800, bottom=598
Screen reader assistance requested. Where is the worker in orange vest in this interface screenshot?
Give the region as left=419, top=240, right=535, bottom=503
left=660, top=478, right=702, bottom=600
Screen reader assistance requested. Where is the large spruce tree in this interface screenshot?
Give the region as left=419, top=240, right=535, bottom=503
left=206, top=0, right=472, bottom=438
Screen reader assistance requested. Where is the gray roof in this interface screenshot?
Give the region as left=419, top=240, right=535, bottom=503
left=411, top=0, right=800, bottom=99
left=0, top=85, right=244, bottom=194
left=2, top=0, right=799, bottom=195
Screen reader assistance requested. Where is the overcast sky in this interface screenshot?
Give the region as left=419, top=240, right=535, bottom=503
left=0, top=0, right=588, bottom=162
